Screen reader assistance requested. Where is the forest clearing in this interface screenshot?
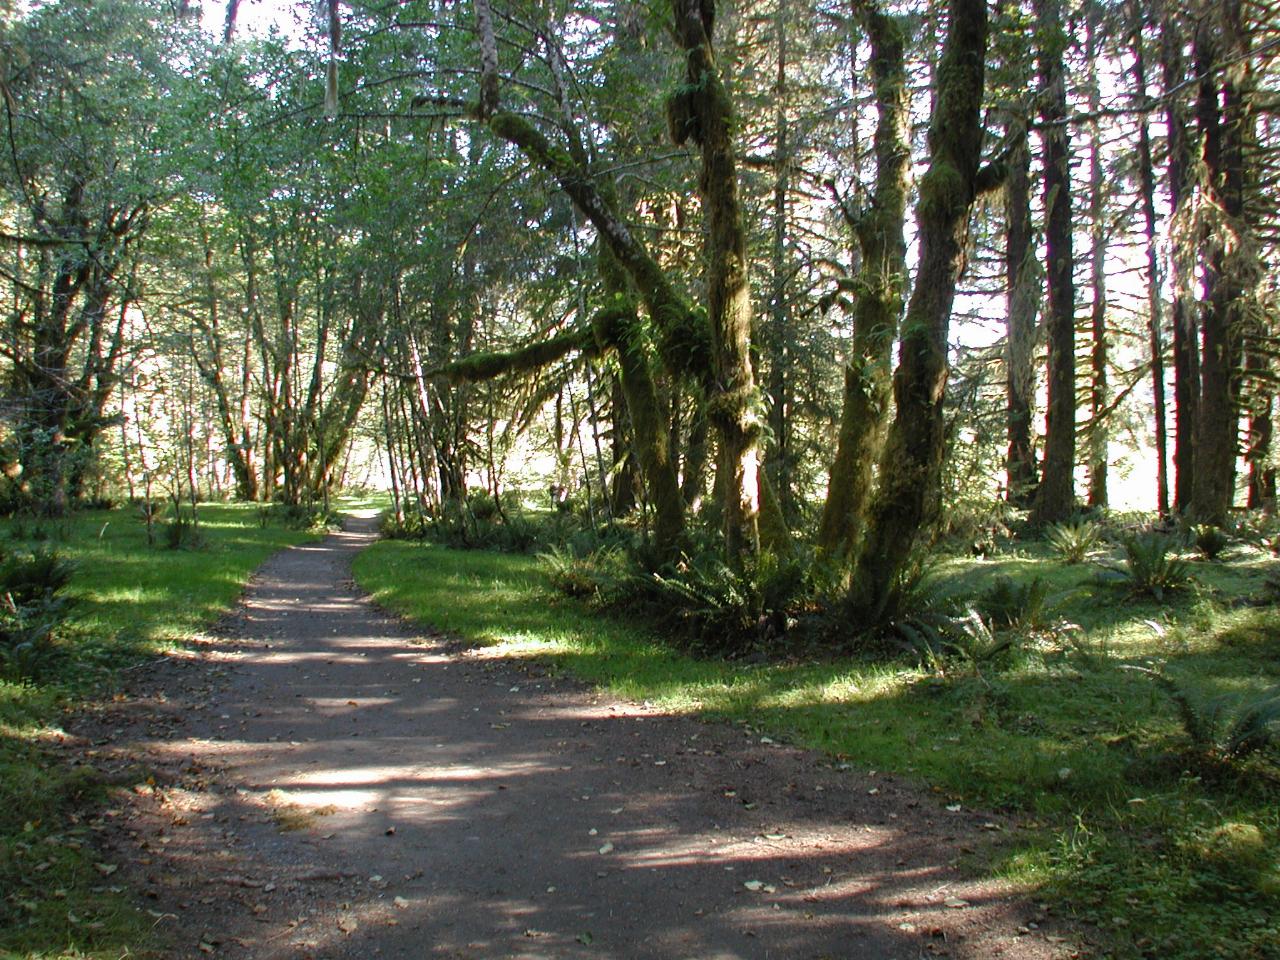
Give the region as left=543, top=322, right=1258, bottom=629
left=2, top=0, right=1280, bottom=955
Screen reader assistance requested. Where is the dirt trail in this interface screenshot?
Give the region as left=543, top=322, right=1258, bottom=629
left=84, top=518, right=1075, bottom=959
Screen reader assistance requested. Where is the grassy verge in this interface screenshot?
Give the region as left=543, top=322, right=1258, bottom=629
left=353, top=537, right=1280, bottom=960
left=0, top=502, right=321, bottom=960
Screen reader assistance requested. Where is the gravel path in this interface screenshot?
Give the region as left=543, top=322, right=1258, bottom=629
left=83, top=518, right=1076, bottom=959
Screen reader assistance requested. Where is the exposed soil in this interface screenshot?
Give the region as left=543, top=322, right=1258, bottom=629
left=62, top=518, right=1083, bottom=959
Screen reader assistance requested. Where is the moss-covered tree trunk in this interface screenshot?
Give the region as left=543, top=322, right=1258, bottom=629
left=595, top=310, right=685, bottom=556
left=595, top=250, right=685, bottom=557
left=1030, top=0, right=1076, bottom=525
left=848, top=0, right=989, bottom=617
left=817, top=3, right=909, bottom=556
left=765, top=0, right=793, bottom=521
left=670, top=0, right=762, bottom=564
left=1246, top=356, right=1275, bottom=509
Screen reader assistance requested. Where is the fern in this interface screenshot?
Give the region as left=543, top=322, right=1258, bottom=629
left=1190, top=524, right=1230, bottom=561
left=1097, top=534, right=1192, bottom=600
left=1128, top=666, right=1280, bottom=763
left=978, top=575, right=1051, bottom=630
left=0, top=546, right=75, bottom=681
left=1045, top=518, right=1103, bottom=564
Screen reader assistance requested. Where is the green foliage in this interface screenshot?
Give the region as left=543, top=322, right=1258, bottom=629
left=1101, top=534, right=1194, bottom=601
left=539, top=542, right=633, bottom=602
left=162, top=508, right=207, bottom=550
left=976, top=574, right=1051, bottom=630
left=1190, top=524, right=1231, bottom=561
left=1131, top=665, right=1280, bottom=764
left=844, top=556, right=956, bottom=650
left=1045, top=517, right=1103, bottom=563
left=647, top=553, right=764, bottom=650
left=269, top=503, right=342, bottom=532
left=0, top=547, right=75, bottom=681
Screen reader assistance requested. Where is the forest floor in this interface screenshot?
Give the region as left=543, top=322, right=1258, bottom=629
left=62, top=516, right=1077, bottom=960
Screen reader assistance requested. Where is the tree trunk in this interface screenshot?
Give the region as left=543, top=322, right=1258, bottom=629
left=765, top=0, right=793, bottom=520
left=1190, top=5, right=1255, bottom=525
left=817, top=2, right=909, bottom=556
left=1030, top=0, right=1076, bottom=525
left=849, top=0, right=989, bottom=617
left=670, top=0, right=762, bottom=565
left=592, top=305, right=685, bottom=558
left=1085, top=11, right=1108, bottom=509
left=1004, top=111, right=1039, bottom=507
left=1160, top=11, right=1198, bottom=514
left=1131, top=4, right=1170, bottom=516
left=1246, top=352, right=1275, bottom=510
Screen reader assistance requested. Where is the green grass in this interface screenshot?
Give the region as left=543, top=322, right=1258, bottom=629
left=0, top=502, right=321, bottom=960
left=354, top=537, right=1280, bottom=960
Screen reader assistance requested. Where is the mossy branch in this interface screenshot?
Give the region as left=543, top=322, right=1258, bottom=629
left=413, top=324, right=599, bottom=385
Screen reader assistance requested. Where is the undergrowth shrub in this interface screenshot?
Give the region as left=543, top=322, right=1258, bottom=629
left=1128, top=666, right=1280, bottom=766
left=539, top=542, right=633, bottom=601
left=587, top=548, right=833, bottom=655
left=1190, top=524, right=1231, bottom=561
left=162, top=508, right=207, bottom=549
left=977, top=574, right=1051, bottom=630
left=1099, top=534, right=1193, bottom=600
left=1045, top=518, right=1103, bottom=564
left=0, top=547, right=75, bottom=681
left=272, top=503, right=340, bottom=532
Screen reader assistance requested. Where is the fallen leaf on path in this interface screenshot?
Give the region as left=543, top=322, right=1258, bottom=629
left=598, top=842, right=614, bottom=854
left=394, top=897, right=409, bottom=909
left=338, top=917, right=358, bottom=933
left=944, top=897, right=969, bottom=908
left=743, top=880, right=764, bottom=891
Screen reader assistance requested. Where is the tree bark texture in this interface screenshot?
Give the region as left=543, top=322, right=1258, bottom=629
left=849, top=0, right=989, bottom=618
left=670, top=0, right=763, bottom=564
left=1030, top=0, right=1076, bottom=525
left=1160, top=11, right=1198, bottom=514
left=1190, top=4, right=1255, bottom=525
left=1131, top=5, right=1170, bottom=516
left=1004, top=112, right=1039, bottom=507
left=818, top=2, right=909, bottom=556
left=1085, top=12, right=1108, bottom=508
